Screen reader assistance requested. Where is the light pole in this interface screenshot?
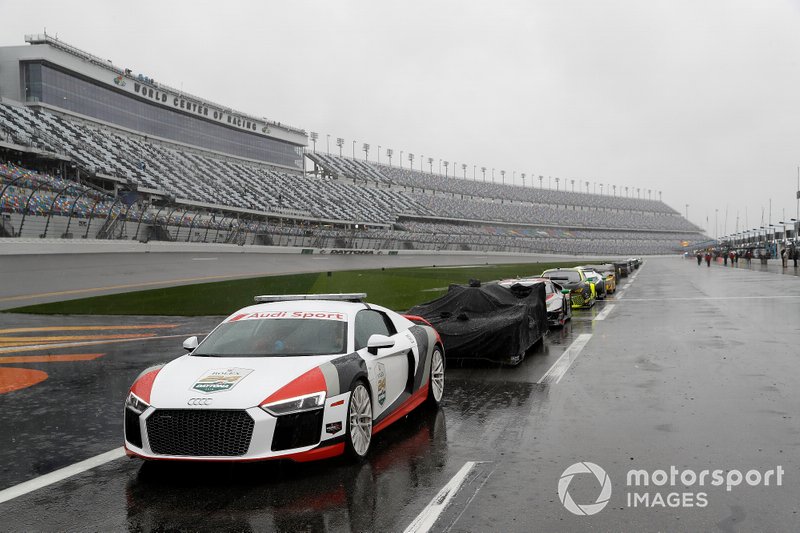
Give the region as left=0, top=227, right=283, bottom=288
left=492, top=168, right=495, bottom=183
left=439, top=159, right=442, bottom=175
left=443, top=161, right=449, bottom=177
left=539, top=176, right=543, bottom=188
left=377, top=145, right=381, bottom=164
left=501, top=170, right=506, bottom=185
left=310, top=131, right=318, bottom=152
left=481, top=167, right=487, bottom=182
left=612, top=185, right=617, bottom=196
left=473, top=165, right=476, bottom=180
left=462, top=163, right=467, bottom=179
left=521, top=173, right=526, bottom=188
left=571, top=179, right=575, bottom=192
left=599, top=183, right=603, bottom=195
left=715, top=209, right=719, bottom=240
left=555, top=177, right=560, bottom=191
left=585, top=181, right=589, bottom=193
left=352, top=140, right=356, bottom=158
left=386, top=148, right=393, bottom=166
left=409, top=153, right=415, bottom=169
left=336, top=137, right=344, bottom=157
left=326, top=134, right=330, bottom=154
left=400, top=151, right=404, bottom=168
left=428, top=157, right=434, bottom=174
left=362, top=143, right=369, bottom=161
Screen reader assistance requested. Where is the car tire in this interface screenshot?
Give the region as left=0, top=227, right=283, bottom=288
left=427, top=346, right=445, bottom=407
left=345, top=380, right=373, bottom=460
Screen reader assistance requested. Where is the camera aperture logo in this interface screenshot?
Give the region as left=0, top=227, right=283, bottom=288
left=558, top=462, right=612, bottom=516
left=559, top=462, right=784, bottom=516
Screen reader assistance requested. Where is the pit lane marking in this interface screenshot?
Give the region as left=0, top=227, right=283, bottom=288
left=0, top=447, right=125, bottom=505
left=0, top=325, right=177, bottom=334
left=0, top=353, right=104, bottom=364
left=0, top=333, right=204, bottom=354
left=537, top=333, right=593, bottom=385
left=619, top=295, right=800, bottom=302
left=404, top=461, right=491, bottom=533
left=593, top=304, right=615, bottom=321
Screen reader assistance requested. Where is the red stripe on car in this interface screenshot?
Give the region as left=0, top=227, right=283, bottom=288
left=261, top=366, right=327, bottom=405
left=130, top=368, right=162, bottom=404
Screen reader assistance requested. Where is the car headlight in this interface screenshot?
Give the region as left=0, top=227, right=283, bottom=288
left=125, top=391, right=150, bottom=415
left=261, top=392, right=326, bottom=416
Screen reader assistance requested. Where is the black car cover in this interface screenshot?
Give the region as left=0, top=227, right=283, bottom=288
left=408, top=282, right=547, bottom=363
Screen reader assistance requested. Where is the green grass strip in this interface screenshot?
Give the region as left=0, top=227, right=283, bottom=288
left=7, top=261, right=595, bottom=316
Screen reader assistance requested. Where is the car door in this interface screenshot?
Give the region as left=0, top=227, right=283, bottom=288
left=354, top=309, right=413, bottom=418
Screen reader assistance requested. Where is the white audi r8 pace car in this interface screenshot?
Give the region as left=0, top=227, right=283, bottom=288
left=124, top=294, right=444, bottom=462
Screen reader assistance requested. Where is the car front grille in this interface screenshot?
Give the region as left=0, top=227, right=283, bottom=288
left=146, top=409, right=254, bottom=456
left=271, top=409, right=323, bottom=451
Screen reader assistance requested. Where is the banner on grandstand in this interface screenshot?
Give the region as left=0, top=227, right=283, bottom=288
left=317, top=249, right=398, bottom=256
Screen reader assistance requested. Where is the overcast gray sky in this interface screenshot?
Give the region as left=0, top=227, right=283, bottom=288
left=4, top=0, right=800, bottom=237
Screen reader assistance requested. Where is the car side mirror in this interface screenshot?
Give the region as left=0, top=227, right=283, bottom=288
left=183, top=336, right=199, bottom=351
left=367, top=334, right=395, bottom=355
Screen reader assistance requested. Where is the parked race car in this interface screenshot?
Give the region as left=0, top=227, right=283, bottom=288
left=579, top=264, right=618, bottom=293
left=124, top=294, right=444, bottom=463
left=408, top=282, right=548, bottom=365
left=498, top=277, right=572, bottom=327
left=541, top=268, right=596, bottom=308
left=577, top=268, right=607, bottom=300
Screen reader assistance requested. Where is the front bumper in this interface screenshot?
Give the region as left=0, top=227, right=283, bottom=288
left=124, top=391, right=350, bottom=462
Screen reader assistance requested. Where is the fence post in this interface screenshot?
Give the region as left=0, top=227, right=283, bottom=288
left=83, top=197, right=103, bottom=239
left=18, top=181, right=51, bottom=237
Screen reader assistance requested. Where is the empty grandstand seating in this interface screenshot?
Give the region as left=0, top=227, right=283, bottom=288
left=1, top=100, right=706, bottom=253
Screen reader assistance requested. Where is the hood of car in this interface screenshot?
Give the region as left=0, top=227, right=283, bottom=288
left=149, top=353, right=339, bottom=409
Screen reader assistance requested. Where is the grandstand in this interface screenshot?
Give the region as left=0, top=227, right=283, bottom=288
left=0, top=34, right=706, bottom=254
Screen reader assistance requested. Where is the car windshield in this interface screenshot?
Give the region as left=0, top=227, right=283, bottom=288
left=193, top=318, right=348, bottom=357
left=543, top=270, right=581, bottom=282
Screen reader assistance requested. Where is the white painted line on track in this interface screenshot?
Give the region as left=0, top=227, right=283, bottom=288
left=0, top=447, right=125, bottom=505
left=538, top=333, right=593, bottom=385
left=594, top=304, right=615, bottom=321
left=404, top=461, right=480, bottom=533
left=621, top=295, right=800, bottom=302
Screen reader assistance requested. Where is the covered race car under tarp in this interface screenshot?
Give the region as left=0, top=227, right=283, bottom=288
left=408, top=282, right=547, bottom=365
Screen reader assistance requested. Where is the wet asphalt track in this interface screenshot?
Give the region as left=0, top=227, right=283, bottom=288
left=0, top=251, right=593, bottom=310
left=0, top=256, right=799, bottom=532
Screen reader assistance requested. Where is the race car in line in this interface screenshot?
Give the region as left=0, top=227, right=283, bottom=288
left=540, top=268, right=596, bottom=308
left=124, top=294, right=444, bottom=462
left=497, top=277, right=572, bottom=327
left=576, top=267, right=610, bottom=299
left=579, top=264, right=617, bottom=294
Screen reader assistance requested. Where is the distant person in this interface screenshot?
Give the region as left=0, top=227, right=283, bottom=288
left=723, top=252, right=728, bottom=266
left=696, top=252, right=702, bottom=266
left=729, top=250, right=735, bottom=266
left=705, top=252, right=712, bottom=267
left=793, top=247, right=798, bottom=268
left=781, top=247, right=788, bottom=268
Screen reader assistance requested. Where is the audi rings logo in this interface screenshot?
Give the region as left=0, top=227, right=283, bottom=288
left=558, top=462, right=612, bottom=516
left=187, top=397, right=213, bottom=406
